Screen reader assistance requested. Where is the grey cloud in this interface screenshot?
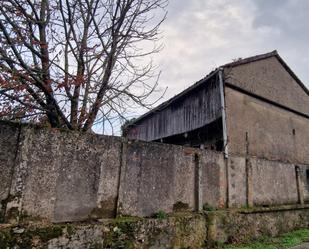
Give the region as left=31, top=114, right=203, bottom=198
left=253, top=0, right=289, bottom=9
left=250, top=0, right=309, bottom=86
left=253, top=0, right=309, bottom=35
left=166, top=0, right=206, bottom=19
left=153, top=0, right=309, bottom=107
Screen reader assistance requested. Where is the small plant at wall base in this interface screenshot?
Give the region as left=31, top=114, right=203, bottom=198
left=203, top=203, right=216, bottom=211
left=0, top=0, right=167, bottom=132
left=152, top=210, right=168, bottom=219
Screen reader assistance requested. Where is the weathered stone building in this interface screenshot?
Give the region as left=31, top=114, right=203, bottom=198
left=126, top=51, right=309, bottom=164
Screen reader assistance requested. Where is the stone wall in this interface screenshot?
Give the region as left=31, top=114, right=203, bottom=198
left=0, top=207, right=308, bottom=249
left=208, top=206, right=309, bottom=244
left=0, top=121, right=227, bottom=222
left=0, top=121, right=308, bottom=223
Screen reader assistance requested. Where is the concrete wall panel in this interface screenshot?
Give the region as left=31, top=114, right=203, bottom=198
left=16, top=128, right=62, bottom=221
left=0, top=121, right=20, bottom=219
left=53, top=133, right=122, bottom=222
left=227, top=156, right=247, bottom=207
left=118, top=141, right=196, bottom=217
left=8, top=126, right=122, bottom=222
left=200, top=150, right=226, bottom=208
left=251, top=159, right=298, bottom=206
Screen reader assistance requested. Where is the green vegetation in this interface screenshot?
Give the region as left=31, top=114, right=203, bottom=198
left=0, top=230, right=13, bottom=249
left=151, top=210, right=168, bottom=219
left=103, top=222, right=135, bottom=249
left=203, top=203, right=216, bottom=211
left=0, top=225, right=63, bottom=249
left=222, top=229, right=309, bottom=249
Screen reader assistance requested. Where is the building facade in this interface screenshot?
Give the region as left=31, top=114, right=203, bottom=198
left=125, top=51, right=309, bottom=164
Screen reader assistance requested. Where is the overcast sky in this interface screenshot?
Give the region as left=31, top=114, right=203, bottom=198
left=153, top=0, right=309, bottom=101
left=97, top=0, right=309, bottom=134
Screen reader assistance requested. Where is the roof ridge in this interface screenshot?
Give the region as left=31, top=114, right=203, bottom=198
left=221, top=50, right=308, bottom=96
left=221, top=50, right=278, bottom=68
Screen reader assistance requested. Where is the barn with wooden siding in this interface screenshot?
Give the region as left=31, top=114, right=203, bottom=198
left=124, top=70, right=226, bottom=150
left=125, top=51, right=309, bottom=164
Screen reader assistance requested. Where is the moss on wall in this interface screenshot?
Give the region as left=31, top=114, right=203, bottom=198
left=0, top=208, right=308, bottom=249
left=0, top=225, right=63, bottom=249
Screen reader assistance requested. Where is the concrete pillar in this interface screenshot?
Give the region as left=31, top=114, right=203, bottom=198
left=246, top=158, right=253, bottom=207
left=194, top=153, right=203, bottom=211
left=116, top=138, right=128, bottom=216
left=295, top=166, right=304, bottom=205
left=245, top=132, right=253, bottom=207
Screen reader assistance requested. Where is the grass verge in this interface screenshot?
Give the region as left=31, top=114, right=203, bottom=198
left=223, top=229, right=309, bottom=249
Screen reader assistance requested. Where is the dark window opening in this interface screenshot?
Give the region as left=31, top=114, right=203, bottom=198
left=153, top=117, right=224, bottom=151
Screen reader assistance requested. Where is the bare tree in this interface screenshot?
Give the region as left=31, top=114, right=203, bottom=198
left=0, top=0, right=167, bottom=132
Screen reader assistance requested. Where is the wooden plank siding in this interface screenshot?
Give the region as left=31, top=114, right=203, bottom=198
left=127, top=74, right=223, bottom=141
